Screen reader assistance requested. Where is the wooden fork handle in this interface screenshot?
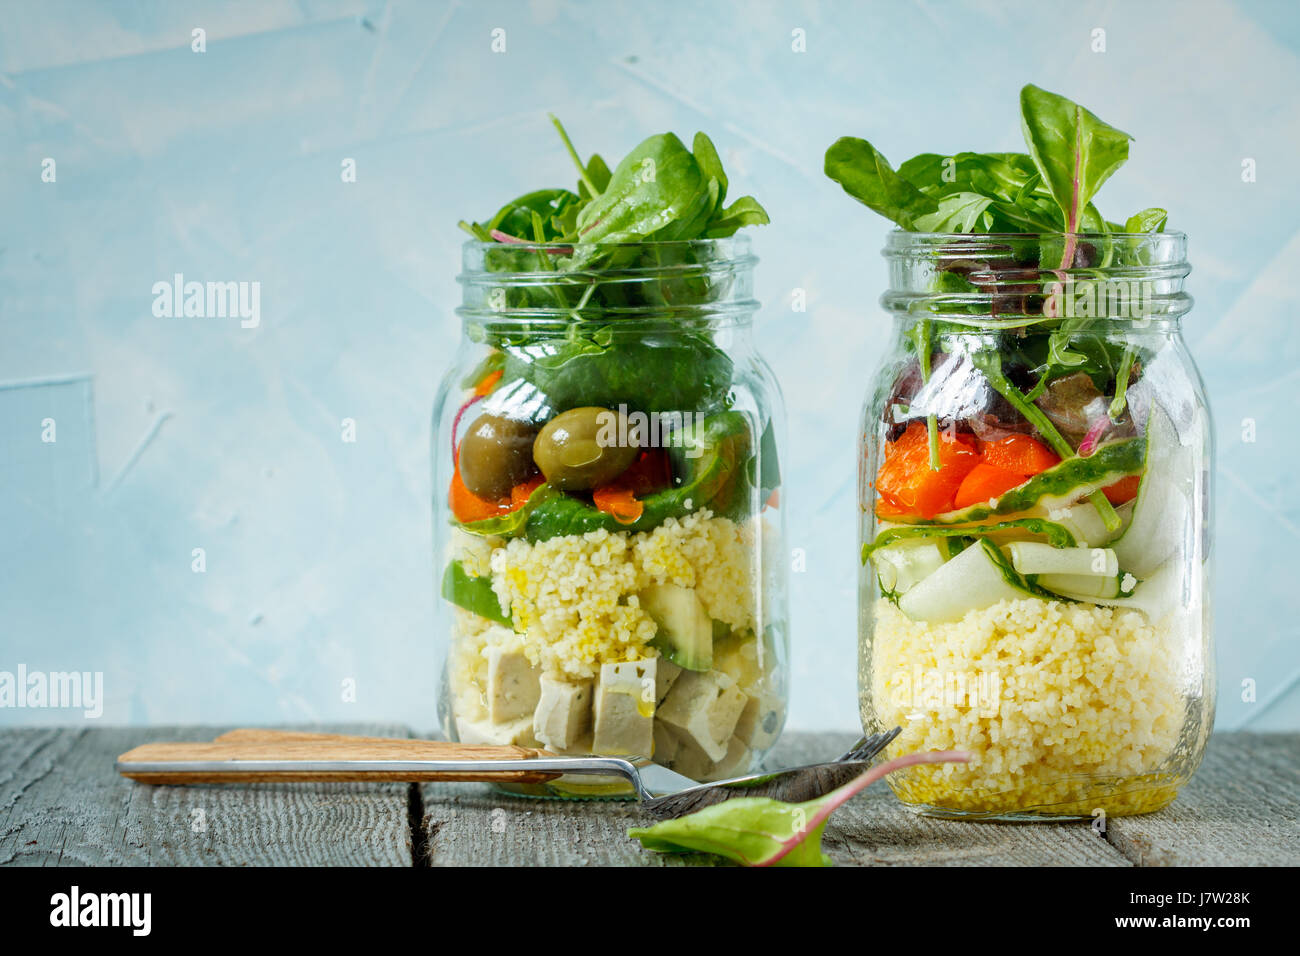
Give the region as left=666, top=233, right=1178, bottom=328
left=116, top=734, right=559, bottom=785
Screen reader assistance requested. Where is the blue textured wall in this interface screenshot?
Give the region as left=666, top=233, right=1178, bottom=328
left=2, top=0, right=1297, bottom=732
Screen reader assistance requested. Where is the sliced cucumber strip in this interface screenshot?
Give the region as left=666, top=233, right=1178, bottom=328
left=1069, top=561, right=1180, bottom=623
left=1036, top=498, right=1132, bottom=548
left=872, top=540, right=947, bottom=597
left=1037, top=572, right=1122, bottom=600
left=898, top=539, right=1037, bottom=624
left=1111, top=406, right=1192, bottom=577
left=1008, top=542, right=1118, bottom=577
left=864, top=517, right=1077, bottom=562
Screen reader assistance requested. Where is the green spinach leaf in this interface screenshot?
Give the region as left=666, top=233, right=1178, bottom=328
left=824, top=137, right=938, bottom=229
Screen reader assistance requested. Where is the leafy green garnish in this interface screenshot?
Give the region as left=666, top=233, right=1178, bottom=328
left=627, top=749, right=969, bottom=867
left=460, top=117, right=769, bottom=428
left=826, top=84, right=1163, bottom=532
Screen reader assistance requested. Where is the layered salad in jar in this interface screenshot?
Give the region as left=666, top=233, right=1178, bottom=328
left=438, top=118, right=786, bottom=787
left=827, top=86, right=1211, bottom=817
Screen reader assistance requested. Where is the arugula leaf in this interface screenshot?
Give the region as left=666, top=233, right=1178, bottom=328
left=912, top=191, right=996, bottom=233
left=824, top=137, right=938, bottom=230
left=627, top=749, right=970, bottom=867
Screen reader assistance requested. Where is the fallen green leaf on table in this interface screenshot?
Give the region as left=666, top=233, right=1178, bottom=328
left=627, top=749, right=970, bottom=867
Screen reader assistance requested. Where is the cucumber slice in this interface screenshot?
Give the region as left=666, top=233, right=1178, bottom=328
left=641, top=583, right=713, bottom=671
left=1069, top=562, right=1179, bottom=623
left=1007, top=542, right=1118, bottom=577
left=1037, top=572, right=1122, bottom=600
left=1037, top=498, right=1131, bottom=548
left=1111, top=406, right=1191, bottom=577
left=898, top=539, right=1037, bottom=624
left=872, top=540, right=948, bottom=597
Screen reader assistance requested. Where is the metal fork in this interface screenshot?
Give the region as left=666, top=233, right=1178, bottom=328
left=116, top=727, right=903, bottom=819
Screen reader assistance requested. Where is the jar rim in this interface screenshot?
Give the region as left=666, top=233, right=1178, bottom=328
left=883, top=229, right=1187, bottom=258
left=458, top=234, right=755, bottom=274
left=880, top=229, right=1192, bottom=324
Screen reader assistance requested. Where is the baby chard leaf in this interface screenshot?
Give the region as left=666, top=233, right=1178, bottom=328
left=627, top=750, right=970, bottom=867
left=1019, top=84, right=1132, bottom=238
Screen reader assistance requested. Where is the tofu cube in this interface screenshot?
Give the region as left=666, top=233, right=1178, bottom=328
left=532, top=677, right=592, bottom=751
left=657, top=670, right=747, bottom=762
left=733, top=690, right=784, bottom=751
left=711, top=736, right=753, bottom=778
left=455, top=714, right=539, bottom=748
left=592, top=659, right=656, bottom=757
left=652, top=721, right=680, bottom=765
left=487, top=646, right=541, bottom=723
left=671, top=734, right=752, bottom=782
left=655, top=658, right=683, bottom=703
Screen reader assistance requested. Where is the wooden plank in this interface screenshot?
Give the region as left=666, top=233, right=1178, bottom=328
left=0, top=725, right=413, bottom=867
left=1105, top=732, right=1300, bottom=866
left=416, top=731, right=1131, bottom=866
left=789, top=733, right=1130, bottom=867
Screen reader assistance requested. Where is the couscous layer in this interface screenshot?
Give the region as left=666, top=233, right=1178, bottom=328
left=867, top=596, right=1187, bottom=817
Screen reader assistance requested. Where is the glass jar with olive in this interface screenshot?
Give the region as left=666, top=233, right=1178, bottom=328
left=433, top=238, right=788, bottom=796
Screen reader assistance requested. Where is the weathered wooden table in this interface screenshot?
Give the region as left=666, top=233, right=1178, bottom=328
left=1, top=728, right=1295, bottom=866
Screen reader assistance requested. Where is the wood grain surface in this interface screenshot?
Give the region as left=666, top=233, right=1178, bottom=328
left=2, top=727, right=1295, bottom=866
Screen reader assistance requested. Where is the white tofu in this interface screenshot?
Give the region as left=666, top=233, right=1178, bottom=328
left=655, top=657, right=683, bottom=703
left=532, top=677, right=592, bottom=751
left=455, top=714, right=539, bottom=747
left=657, top=670, right=747, bottom=762
left=733, top=690, right=784, bottom=751
left=668, top=734, right=713, bottom=780
left=652, top=721, right=680, bottom=765
left=592, top=659, right=656, bottom=757
left=487, top=646, right=541, bottom=723
left=671, top=734, right=752, bottom=782
left=711, top=736, right=753, bottom=778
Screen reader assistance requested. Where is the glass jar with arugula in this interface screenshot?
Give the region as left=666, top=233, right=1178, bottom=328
left=829, top=85, right=1213, bottom=819
left=433, top=119, right=787, bottom=796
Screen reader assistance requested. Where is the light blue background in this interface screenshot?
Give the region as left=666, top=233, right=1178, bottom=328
left=2, top=0, right=1297, bottom=732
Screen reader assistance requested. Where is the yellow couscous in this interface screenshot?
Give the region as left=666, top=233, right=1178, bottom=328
left=452, top=510, right=756, bottom=683
left=867, top=596, right=1187, bottom=817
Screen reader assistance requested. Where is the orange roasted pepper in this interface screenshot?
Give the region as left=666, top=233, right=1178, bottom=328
left=977, top=434, right=1060, bottom=475
left=1101, top=474, right=1141, bottom=505
left=591, top=449, right=672, bottom=525
left=875, top=421, right=980, bottom=519
left=450, top=458, right=541, bottom=524
left=953, top=462, right=1030, bottom=510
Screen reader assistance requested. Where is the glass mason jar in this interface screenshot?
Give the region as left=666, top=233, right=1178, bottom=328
left=433, top=237, right=787, bottom=797
left=859, top=232, right=1213, bottom=820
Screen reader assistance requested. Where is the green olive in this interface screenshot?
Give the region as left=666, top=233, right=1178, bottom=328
left=458, top=413, right=539, bottom=500
left=533, top=406, right=639, bottom=491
